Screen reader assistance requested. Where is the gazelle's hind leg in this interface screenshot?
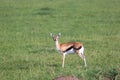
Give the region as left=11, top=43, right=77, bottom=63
left=77, top=46, right=87, bottom=67
left=78, top=52, right=87, bottom=67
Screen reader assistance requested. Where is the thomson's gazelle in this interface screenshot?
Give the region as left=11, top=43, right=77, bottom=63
left=50, top=33, right=87, bottom=68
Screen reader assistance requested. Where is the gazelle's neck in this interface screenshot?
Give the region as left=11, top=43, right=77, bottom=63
left=55, top=40, right=60, bottom=50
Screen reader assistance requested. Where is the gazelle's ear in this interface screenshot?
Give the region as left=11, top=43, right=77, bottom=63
left=50, top=33, right=53, bottom=37
left=58, top=33, right=61, bottom=36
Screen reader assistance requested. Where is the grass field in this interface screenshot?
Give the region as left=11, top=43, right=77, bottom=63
left=0, top=0, right=120, bottom=80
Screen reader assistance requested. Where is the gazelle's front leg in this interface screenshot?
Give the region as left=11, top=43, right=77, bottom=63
left=62, top=53, right=66, bottom=68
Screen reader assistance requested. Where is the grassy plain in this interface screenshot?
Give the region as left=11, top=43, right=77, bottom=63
left=0, top=0, right=120, bottom=80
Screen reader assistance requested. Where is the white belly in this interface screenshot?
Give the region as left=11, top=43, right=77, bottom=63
left=65, top=48, right=75, bottom=54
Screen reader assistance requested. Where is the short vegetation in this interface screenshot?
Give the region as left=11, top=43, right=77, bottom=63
left=0, top=0, right=120, bottom=80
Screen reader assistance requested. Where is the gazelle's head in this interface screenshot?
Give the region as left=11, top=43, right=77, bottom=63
left=50, top=33, right=61, bottom=41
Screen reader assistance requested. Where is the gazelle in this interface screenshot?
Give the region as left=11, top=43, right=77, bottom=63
left=50, top=33, right=87, bottom=68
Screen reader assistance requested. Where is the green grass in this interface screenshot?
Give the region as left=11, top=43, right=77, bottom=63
left=0, top=0, right=120, bottom=80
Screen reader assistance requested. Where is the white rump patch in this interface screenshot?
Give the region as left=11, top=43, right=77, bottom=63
left=79, top=46, right=84, bottom=54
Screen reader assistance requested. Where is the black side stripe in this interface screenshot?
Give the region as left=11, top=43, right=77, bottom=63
left=62, top=46, right=73, bottom=53
left=74, top=46, right=82, bottom=50
left=62, top=46, right=82, bottom=53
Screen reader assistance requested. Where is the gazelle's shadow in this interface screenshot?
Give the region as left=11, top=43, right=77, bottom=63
left=48, top=64, right=60, bottom=67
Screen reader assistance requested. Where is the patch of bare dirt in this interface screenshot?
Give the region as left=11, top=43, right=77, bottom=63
left=53, top=76, right=83, bottom=80
left=101, top=77, right=112, bottom=80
